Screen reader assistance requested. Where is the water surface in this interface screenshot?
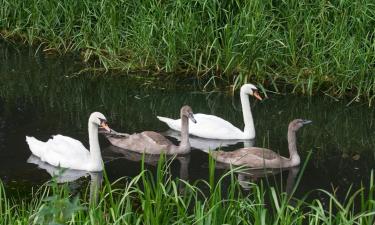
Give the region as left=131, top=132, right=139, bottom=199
left=1, top=41, right=374, bottom=199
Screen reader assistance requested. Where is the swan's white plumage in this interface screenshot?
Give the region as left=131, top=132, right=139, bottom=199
left=157, top=83, right=260, bottom=140
left=26, top=135, right=91, bottom=171
left=25, top=112, right=108, bottom=172
left=158, top=114, right=245, bottom=139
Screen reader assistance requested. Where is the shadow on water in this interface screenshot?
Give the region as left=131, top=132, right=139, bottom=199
left=0, top=41, right=375, bottom=199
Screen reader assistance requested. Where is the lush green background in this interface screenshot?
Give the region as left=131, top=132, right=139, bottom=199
left=1, top=0, right=375, bottom=100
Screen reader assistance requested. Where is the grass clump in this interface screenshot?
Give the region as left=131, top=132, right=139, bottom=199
left=0, top=156, right=375, bottom=224
left=0, top=0, right=375, bottom=101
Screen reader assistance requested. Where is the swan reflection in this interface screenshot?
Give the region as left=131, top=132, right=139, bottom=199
left=163, top=129, right=254, bottom=151
left=237, top=167, right=299, bottom=194
left=214, top=161, right=299, bottom=193
left=104, top=145, right=190, bottom=182
left=27, top=154, right=103, bottom=204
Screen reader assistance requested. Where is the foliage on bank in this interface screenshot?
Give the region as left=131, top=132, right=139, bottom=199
left=1, top=0, right=375, bottom=100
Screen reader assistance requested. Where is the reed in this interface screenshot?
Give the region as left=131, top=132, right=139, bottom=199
left=0, top=157, right=374, bottom=225
left=0, top=0, right=374, bottom=101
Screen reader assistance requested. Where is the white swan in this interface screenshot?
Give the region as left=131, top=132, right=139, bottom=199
left=26, top=112, right=110, bottom=172
left=157, top=84, right=262, bottom=140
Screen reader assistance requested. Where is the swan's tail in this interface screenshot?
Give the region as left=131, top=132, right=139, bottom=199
left=26, top=136, right=46, bottom=158
left=26, top=154, right=40, bottom=165
left=157, top=116, right=173, bottom=124
left=157, top=116, right=178, bottom=130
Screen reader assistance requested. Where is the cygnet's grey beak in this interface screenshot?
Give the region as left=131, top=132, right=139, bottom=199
left=100, top=121, right=111, bottom=132
left=189, top=113, right=197, bottom=123
left=302, top=120, right=312, bottom=125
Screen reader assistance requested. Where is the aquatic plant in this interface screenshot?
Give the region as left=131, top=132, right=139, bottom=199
left=0, top=156, right=374, bottom=224
left=1, top=0, right=375, bottom=101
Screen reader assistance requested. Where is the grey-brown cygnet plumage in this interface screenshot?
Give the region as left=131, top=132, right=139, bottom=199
left=210, top=119, right=311, bottom=168
left=105, top=105, right=196, bottom=155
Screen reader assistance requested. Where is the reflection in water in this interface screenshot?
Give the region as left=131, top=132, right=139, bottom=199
left=89, top=172, right=103, bottom=205
left=27, top=155, right=90, bottom=182
left=1, top=41, right=375, bottom=197
left=216, top=161, right=299, bottom=194
left=104, top=145, right=190, bottom=190
left=238, top=167, right=299, bottom=194
left=27, top=155, right=103, bottom=204
left=163, top=129, right=255, bottom=151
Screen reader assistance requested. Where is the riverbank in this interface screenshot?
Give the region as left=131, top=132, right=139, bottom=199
left=1, top=0, right=374, bottom=102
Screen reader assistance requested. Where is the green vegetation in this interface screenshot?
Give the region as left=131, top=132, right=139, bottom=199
left=1, top=0, right=375, bottom=101
left=1, top=157, right=375, bottom=225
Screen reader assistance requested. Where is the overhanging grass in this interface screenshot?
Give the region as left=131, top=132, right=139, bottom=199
left=0, top=0, right=374, bottom=101
left=0, top=156, right=374, bottom=225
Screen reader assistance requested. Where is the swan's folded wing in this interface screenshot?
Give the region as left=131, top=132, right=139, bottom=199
left=49, top=135, right=89, bottom=154
left=240, top=147, right=280, bottom=160
left=142, top=131, right=173, bottom=146
left=194, top=114, right=239, bottom=128
left=211, top=147, right=280, bottom=166
left=189, top=114, right=244, bottom=138
left=210, top=150, right=252, bottom=165
left=39, top=135, right=90, bottom=166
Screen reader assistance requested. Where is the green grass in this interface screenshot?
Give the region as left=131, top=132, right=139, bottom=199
left=0, top=0, right=375, bottom=101
left=1, top=156, right=375, bottom=225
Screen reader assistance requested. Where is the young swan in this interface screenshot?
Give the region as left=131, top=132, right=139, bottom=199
left=105, top=105, right=196, bottom=155
left=210, top=119, right=312, bottom=168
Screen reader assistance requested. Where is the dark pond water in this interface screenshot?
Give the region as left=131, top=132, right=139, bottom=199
left=1, top=41, right=374, bottom=199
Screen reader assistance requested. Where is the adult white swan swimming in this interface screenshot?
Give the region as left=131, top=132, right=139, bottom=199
left=157, top=83, right=262, bottom=140
left=26, top=112, right=110, bottom=171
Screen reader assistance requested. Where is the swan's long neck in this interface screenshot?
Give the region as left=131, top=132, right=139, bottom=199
left=178, top=115, right=190, bottom=154
left=287, top=129, right=300, bottom=166
left=178, top=156, right=190, bottom=181
left=89, top=122, right=103, bottom=167
left=240, top=90, right=255, bottom=138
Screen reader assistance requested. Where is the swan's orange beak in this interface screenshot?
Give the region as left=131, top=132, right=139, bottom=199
left=253, top=91, right=263, bottom=101
left=100, top=121, right=111, bottom=132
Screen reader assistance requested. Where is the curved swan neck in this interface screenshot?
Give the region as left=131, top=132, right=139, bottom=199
left=287, top=129, right=300, bottom=166
left=89, top=122, right=103, bottom=165
left=178, top=115, right=190, bottom=153
left=178, top=157, right=190, bottom=180
left=240, top=90, right=255, bottom=138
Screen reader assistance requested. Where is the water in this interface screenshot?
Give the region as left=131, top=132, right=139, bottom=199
left=1, top=40, right=374, bottom=199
